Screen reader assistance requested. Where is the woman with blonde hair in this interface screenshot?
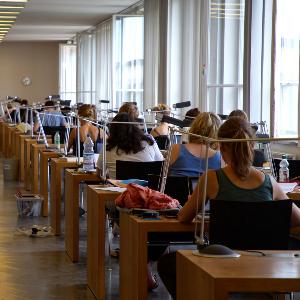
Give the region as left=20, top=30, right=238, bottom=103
left=150, top=103, right=171, bottom=138
left=168, top=112, right=222, bottom=176
left=119, top=102, right=139, bottom=120
left=68, top=104, right=106, bottom=155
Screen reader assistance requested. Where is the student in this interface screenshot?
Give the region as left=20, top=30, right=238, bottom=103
left=157, top=117, right=300, bottom=299
left=119, top=102, right=145, bottom=131
left=118, top=102, right=139, bottom=120
left=33, top=100, right=66, bottom=132
left=150, top=103, right=171, bottom=137
left=150, top=103, right=171, bottom=150
left=182, top=107, right=200, bottom=127
left=228, top=109, right=248, bottom=121
left=96, top=112, right=163, bottom=179
left=228, top=109, right=266, bottom=167
left=68, top=104, right=105, bottom=156
left=168, top=112, right=221, bottom=177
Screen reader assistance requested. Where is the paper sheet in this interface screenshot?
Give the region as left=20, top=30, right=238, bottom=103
left=278, top=182, right=298, bottom=194
left=94, top=186, right=126, bottom=193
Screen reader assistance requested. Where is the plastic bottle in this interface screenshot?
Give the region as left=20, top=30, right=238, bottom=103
left=54, top=132, right=60, bottom=150
left=279, top=154, right=289, bottom=182
left=83, top=134, right=95, bottom=171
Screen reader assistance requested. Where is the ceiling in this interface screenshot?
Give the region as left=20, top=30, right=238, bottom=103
left=5, top=0, right=138, bottom=41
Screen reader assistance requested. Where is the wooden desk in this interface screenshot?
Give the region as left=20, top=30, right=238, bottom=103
left=18, top=134, right=33, bottom=182
left=39, top=150, right=60, bottom=216
left=31, top=144, right=61, bottom=195
left=50, top=158, right=78, bottom=235
left=6, top=125, right=16, bottom=158
left=177, top=249, right=300, bottom=300
left=3, top=123, right=13, bottom=158
left=287, top=192, right=300, bottom=201
left=65, top=169, right=100, bottom=262
left=8, top=127, right=17, bottom=157
left=1, top=122, right=6, bottom=155
left=0, top=121, right=3, bottom=153
left=120, top=213, right=196, bottom=300
left=87, top=186, right=121, bottom=300
left=30, top=143, right=47, bottom=194
left=24, top=138, right=38, bottom=190
left=12, top=130, right=23, bottom=158
left=24, top=136, right=51, bottom=191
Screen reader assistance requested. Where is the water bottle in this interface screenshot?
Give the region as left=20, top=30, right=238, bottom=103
left=279, top=154, right=289, bottom=182
left=54, top=132, right=60, bottom=150
left=83, top=134, right=95, bottom=171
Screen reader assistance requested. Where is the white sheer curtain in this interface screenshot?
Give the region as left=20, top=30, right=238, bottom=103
left=143, top=0, right=160, bottom=110
left=77, top=31, right=96, bottom=104
left=95, top=20, right=113, bottom=106
left=166, top=0, right=206, bottom=112
left=274, top=0, right=300, bottom=137
left=59, top=44, right=76, bottom=104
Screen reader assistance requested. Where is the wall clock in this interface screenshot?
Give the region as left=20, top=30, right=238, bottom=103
left=21, top=76, right=32, bottom=86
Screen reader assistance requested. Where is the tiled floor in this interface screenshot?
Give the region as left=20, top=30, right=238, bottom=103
left=0, top=158, right=170, bottom=300
left=0, top=157, right=299, bottom=300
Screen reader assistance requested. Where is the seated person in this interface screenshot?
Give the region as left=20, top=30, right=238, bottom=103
left=33, top=100, right=66, bottom=133
left=182, top=107, right=200, bottom=127
left=4, top=103, right=16, bottom=122
left=157, top=117, right=300, bottom=299
left=150, top=103, right=171, bottom=137
left=228, top=108, right=248, bottom=120
left=68, top=104, right=106, bottom=156
left=19, top=99, right=31, bottom=123
left=168, top=112, right=222, bottom=177
left=96, top=112, right=163, bottom=179
left=119, top=102, right=145, bottom=131
left=228, top=109, right=267, bottom=167
left=150, top=103, right=171, bottom=150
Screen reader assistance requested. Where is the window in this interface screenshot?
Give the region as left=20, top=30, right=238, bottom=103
left=274, top=0, right=300, bottom=137
left=59, top=44, right=76, bottom=104
left=207, top=0, right=245, bottom=115
left=113, top=15, right=144, bottom=110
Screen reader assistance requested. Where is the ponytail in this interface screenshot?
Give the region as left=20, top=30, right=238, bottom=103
left=218, top=117, right=254, bottom=180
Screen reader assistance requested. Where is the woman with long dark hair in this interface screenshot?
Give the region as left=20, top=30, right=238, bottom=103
left=96, top=112, right=163, bottom=179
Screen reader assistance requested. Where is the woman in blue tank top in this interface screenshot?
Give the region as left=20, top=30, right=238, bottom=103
left=178, top=117, right=300, bottom=225
left=168, top=112, right=222, bottom=177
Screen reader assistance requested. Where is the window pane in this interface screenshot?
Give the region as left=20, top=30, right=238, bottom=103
left=275, top=0, right=300, bottom=137
left=114, top=16, right=144, bottom=111
left=208, top=0, right=244, bottom=114
left=207, top=86, right=243, bottom=114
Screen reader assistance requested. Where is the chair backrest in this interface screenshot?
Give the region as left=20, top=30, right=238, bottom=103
left=253, top=149, right=266, bottom=167
left=116, top=160, right=163, bottom=181
left=43, top=126, right=66, bottom=144
left=273, top=158, right=300, bottom=181
left=148, top=174, right=199, bottom=206
left=209, top=199, right=292, bottom=250
left=154, top=135, right=170, bottom=150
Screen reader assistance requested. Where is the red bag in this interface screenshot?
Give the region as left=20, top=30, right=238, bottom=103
left=115, top=183, right=179, bottom=210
